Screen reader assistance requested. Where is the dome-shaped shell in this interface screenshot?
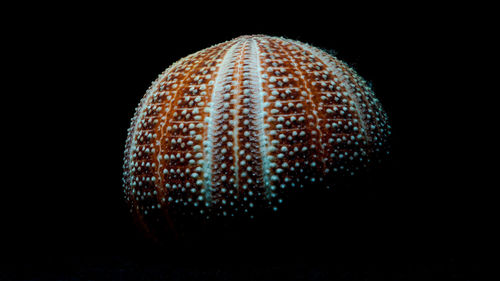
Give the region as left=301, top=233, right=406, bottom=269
left=123, top=35, right=390, bottom=227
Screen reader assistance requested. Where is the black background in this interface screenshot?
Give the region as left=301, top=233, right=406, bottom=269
left=2, top=4, right=489, bottom=280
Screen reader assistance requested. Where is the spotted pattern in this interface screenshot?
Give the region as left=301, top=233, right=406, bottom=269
left=123, top=35, right=390, bottom=224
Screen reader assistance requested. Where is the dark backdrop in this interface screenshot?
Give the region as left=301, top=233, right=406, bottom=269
left=2, top=5, right=488, bottom=280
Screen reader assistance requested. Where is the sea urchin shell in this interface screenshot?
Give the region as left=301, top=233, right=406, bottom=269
left=123, top=35, right=390, bottom=227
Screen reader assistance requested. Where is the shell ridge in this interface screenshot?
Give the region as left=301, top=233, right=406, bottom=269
left=276, top=38, right=327, bottom=174
left=249, top=38, right=274, bottom=200
left=204, top=41, right=243, bottom=205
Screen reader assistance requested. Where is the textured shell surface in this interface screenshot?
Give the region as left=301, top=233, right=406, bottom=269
left=123, top=35, right=390, bottom=227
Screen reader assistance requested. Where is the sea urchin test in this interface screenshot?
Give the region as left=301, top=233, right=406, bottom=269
left=123, top=35, right=390, bottom=226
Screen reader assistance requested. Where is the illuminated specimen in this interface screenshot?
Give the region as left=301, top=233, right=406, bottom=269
left=123, top=35, right=390, bottom=229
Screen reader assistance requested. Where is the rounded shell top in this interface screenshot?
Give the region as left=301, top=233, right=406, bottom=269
left=123, top=35, right=390, bottom=224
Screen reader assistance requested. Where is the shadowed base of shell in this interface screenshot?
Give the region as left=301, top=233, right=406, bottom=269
left=128, top=157, right=392, bottom=248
